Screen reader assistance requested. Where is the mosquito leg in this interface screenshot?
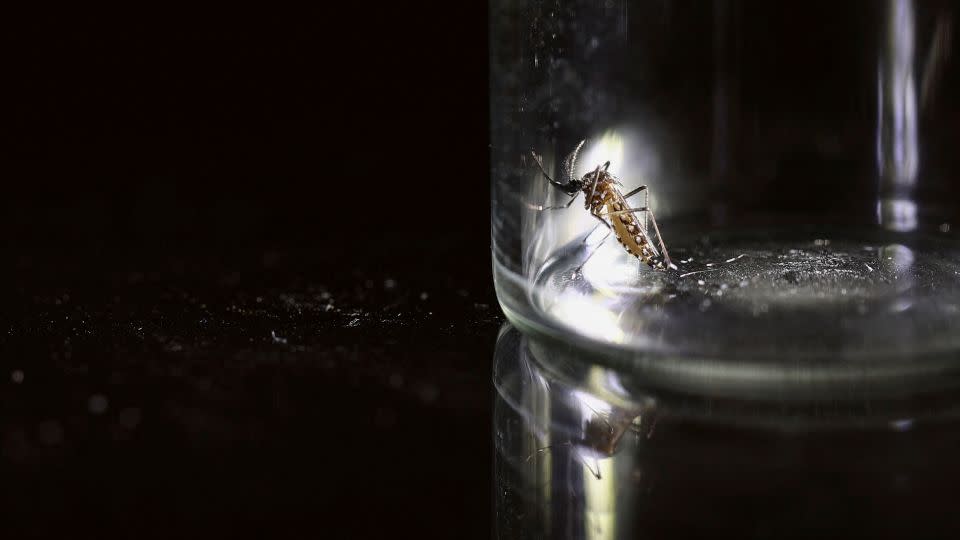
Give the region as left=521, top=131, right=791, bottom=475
left=578, top=219, right=610, bottom=245
left=526, top=191, right=580, bottom=211
left=620, top=184, right=649, bottom=233
left=596, top=205, right=652, bottom=258
left=597, top=207, right=649, bottom=218
left=597, top=206, right=659, bottom=249
left=526, top=441, right=573, bottom=462
left=583, top=165, right=603, bottom=207
left=645, top=190, right=649, bottom=237
left=598, top=206, right=670, bottom=263
left=645, top=207, right=673, bottom=267
left=620, top=184, right=647, bottom=200
left=585, top=458, right=602, bottom=480
left=576, top=397, right=615, bottom=434
left=574, top=227, right=612, bottom=274
left=591, top=213, right=612, bottom=231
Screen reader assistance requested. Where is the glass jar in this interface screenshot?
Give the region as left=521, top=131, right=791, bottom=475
left=490, top=0, right=960, bottom=379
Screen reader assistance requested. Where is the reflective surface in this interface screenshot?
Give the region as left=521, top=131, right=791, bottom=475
left=533, top=227, right=960, bottom=368
left=494, top=324, right=960, bottom=539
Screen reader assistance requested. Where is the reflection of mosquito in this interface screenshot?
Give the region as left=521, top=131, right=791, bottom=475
left=525, top=402, right=657, bottom=480
left=530, top=140, right=675, bottom=271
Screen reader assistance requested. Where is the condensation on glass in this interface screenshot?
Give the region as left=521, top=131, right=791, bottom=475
left=491, top=0, right=960, bottom=376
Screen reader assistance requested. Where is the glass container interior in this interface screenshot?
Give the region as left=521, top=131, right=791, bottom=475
left=491, top=0, right=960, bottom=375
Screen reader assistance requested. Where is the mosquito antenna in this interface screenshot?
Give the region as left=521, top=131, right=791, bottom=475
left=563, top=139, right=587, bottom=184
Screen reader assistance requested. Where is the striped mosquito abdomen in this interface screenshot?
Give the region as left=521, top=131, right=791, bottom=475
left=586, top=179, right=662, bottom=268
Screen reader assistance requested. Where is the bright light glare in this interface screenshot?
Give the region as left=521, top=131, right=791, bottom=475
left=551, top=294, right=626, bottom=344
left=579, top=131, right=626, bottom=177
left=572, top=389, right=614, bottom=419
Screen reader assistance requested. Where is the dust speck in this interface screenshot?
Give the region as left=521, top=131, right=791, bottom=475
left=38, top=421, right=63, bottom=446
left=419, top=384, right=439, bottom=403
left=88, top=394, right=109, bottom=415
left=11, top=370, right=23, bottom=384
left=119, top=408, right=142, bottom=429
left=375, top=407, right=398, bottom=427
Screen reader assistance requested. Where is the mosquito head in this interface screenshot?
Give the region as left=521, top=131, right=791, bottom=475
left=559, top=178, right=582, bottom=196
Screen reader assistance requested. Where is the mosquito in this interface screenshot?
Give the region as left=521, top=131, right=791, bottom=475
left=524, top=401, right=657, bottom=480
left=530, top=140, right=675, bottom=271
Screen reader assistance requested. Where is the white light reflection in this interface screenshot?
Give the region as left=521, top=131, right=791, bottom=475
left=889, top=418, right=914, bottom=432
left=881, top=242, right=916, bottom=270
left=880, top=243, right=916, bottom=312
left=577, top=129, right=663, bottom=199
left=579, top=131, right=626, bottom=177
left=572, top=389, right=614, bottom=420
left=876, top=198, right=918, bottom=232
left=571, top=387, right=617, bottom=540
left=604, top=371, right=630, bottom=398
left=551, top=294, right=626, bottom=344
left=582, top=455, right=616, bottom=540
left=877, top=0, right=919, bottom=232
left=580, top=235, right=641, bottom=288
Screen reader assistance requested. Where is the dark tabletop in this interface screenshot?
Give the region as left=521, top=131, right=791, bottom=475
left=0, top=239, right=502, bottom=539
left=2, top=6, right=496, bottom=537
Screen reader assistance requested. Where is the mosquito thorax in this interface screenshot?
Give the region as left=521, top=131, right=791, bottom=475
left=580, top=170, right=613, bottom=194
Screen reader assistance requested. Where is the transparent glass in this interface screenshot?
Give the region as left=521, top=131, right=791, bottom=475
left=490, top=0, right=960, bottom=378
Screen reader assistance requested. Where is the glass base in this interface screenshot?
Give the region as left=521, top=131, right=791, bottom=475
left=496, top=225, right=960, bottom=396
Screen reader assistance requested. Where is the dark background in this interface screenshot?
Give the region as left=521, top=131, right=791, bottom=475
left=2, top=5, right=496, bottom=538
left=3, top=5, right=490, bottom=250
